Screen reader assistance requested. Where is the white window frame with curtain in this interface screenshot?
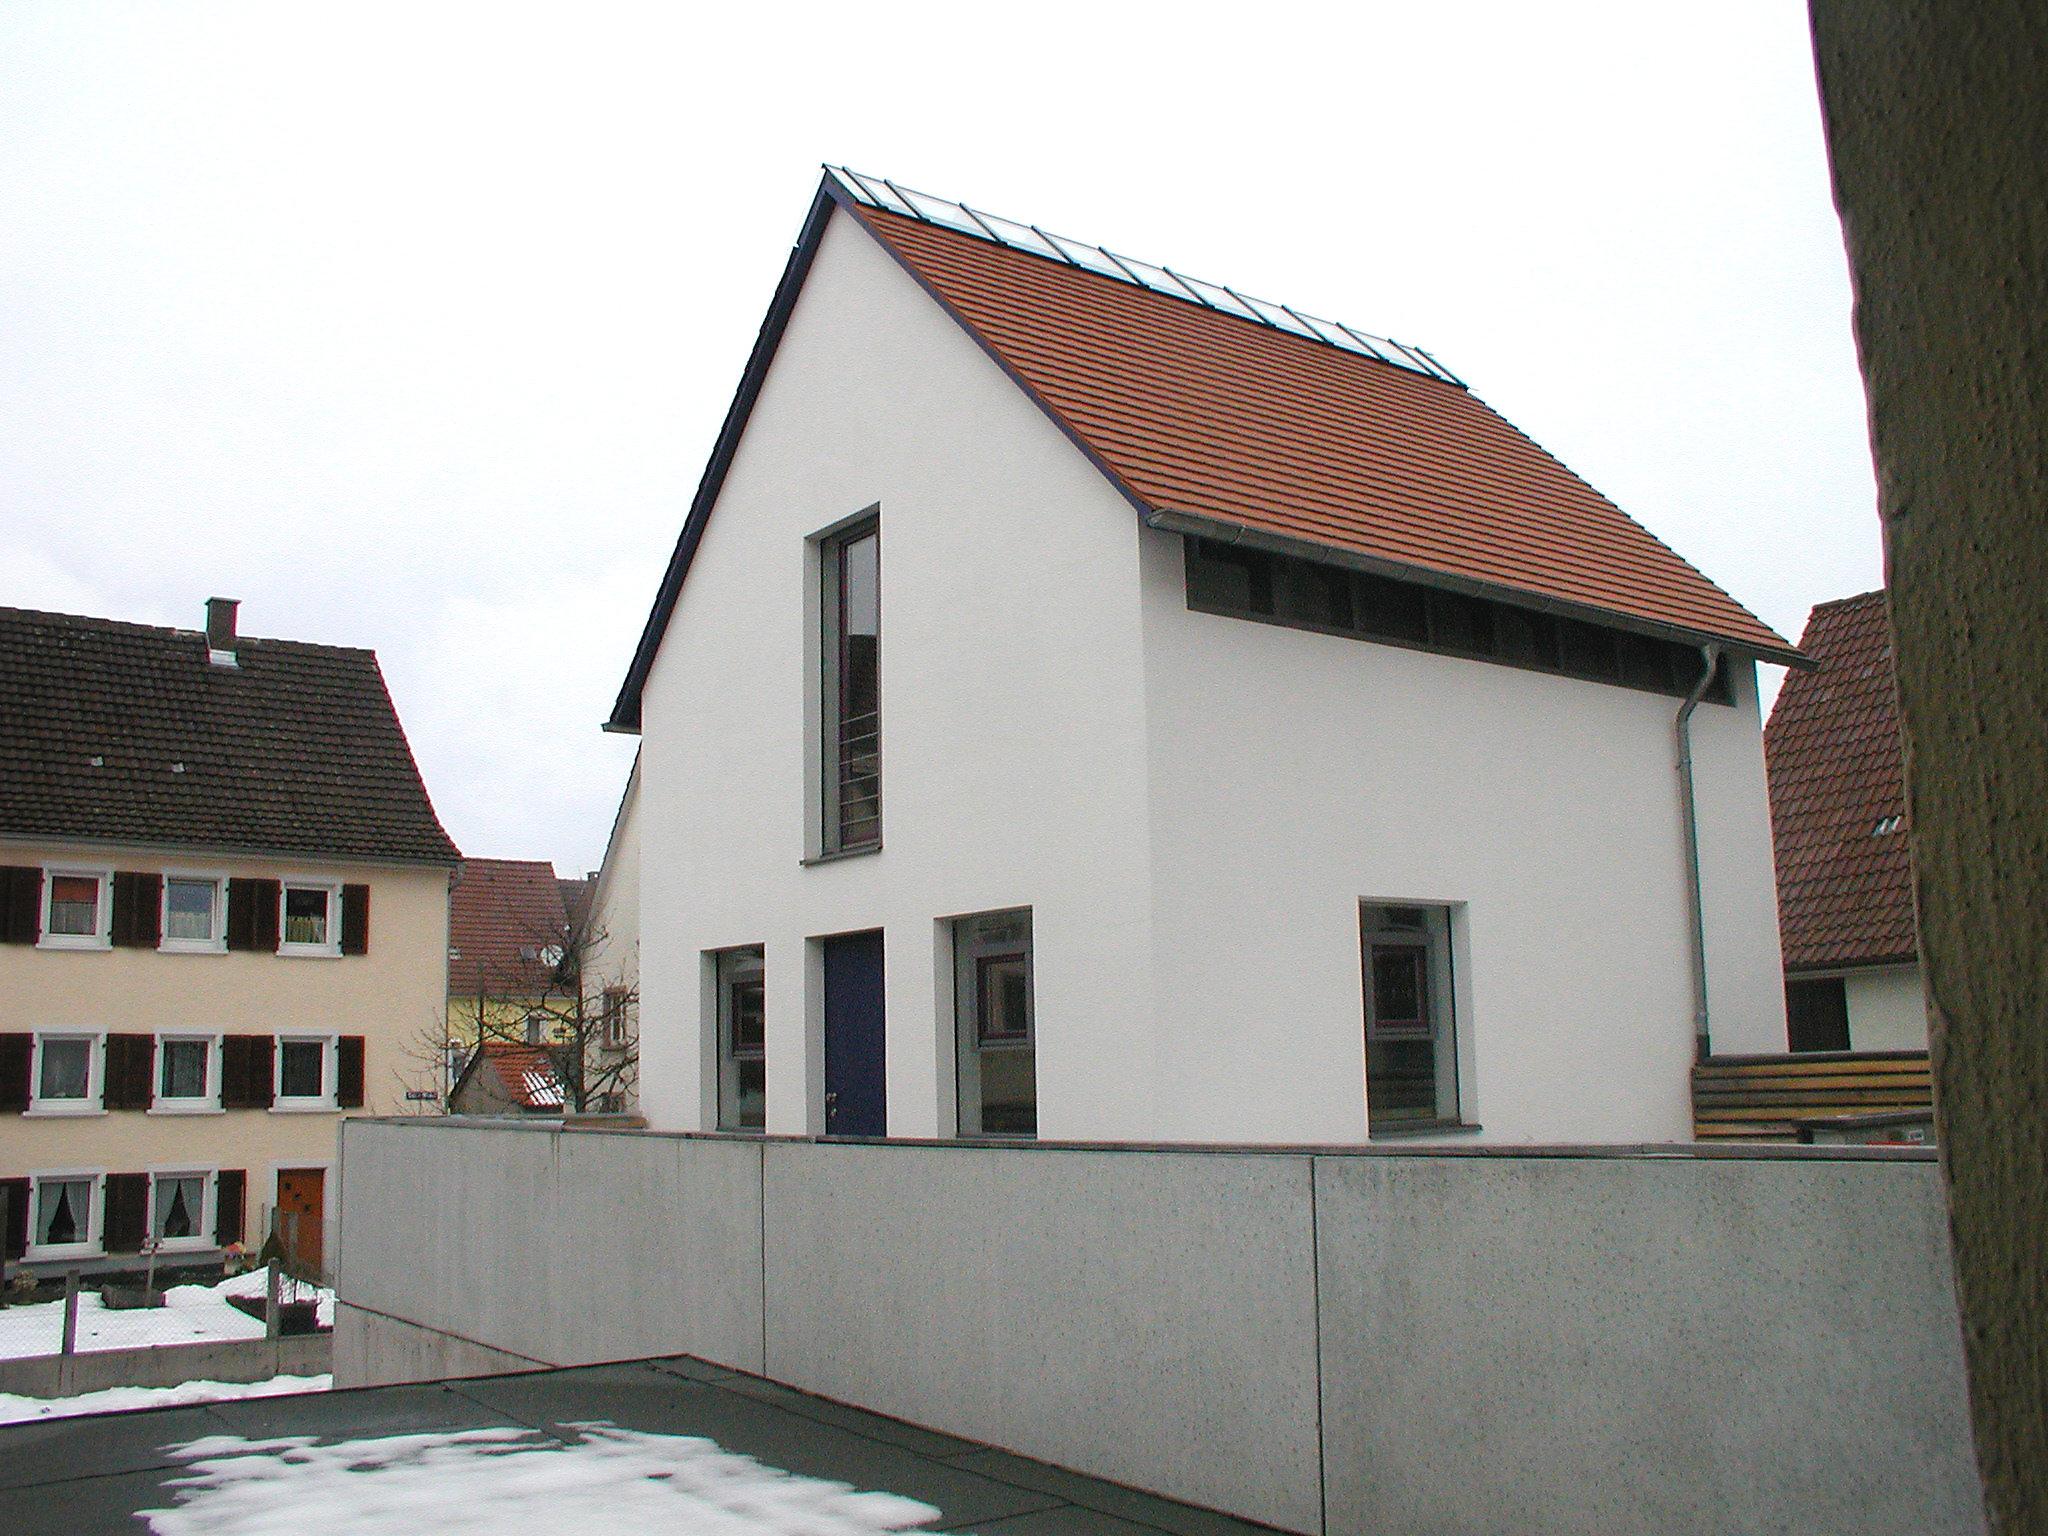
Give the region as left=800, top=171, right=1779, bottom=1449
left=37, top=866, right=111, bottom=951
left=27, top=1030, right=104, bottom=1115
left=26, top=1169, right=103, bottom=1260
left=151, top=1032, right=222, bottom=1114
left=147, top=1167, right=216, bottom=1253
left=272, top=1033, right=337, bottom=1110
left=277, top=879, right=343, bottom=957
left=159, top=871, right=227, bottom=954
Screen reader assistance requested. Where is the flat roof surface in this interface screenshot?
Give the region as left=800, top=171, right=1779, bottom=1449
left=0, top=1355, right=1272, bottom=1535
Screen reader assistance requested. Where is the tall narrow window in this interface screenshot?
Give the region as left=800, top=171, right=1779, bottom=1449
left=1361, top=903, right=1461, bottom=1131
left=821, top=519, right=881, bottom=852
left=716, top=946, right=766, bottom=1131
left=954, top=909, right=1036, bottom=1138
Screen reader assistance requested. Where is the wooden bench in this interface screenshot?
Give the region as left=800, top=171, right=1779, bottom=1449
left=1691, top=1050, right=1933, bottom=1141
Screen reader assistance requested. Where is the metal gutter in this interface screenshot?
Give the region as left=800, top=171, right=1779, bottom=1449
left=1675, top=643, right=1725, bottom=1060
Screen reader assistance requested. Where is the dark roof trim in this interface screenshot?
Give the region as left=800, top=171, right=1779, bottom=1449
left=607, top=180, right=842, bottom=733
left=0, top=831, right=460, bottom=870
left=607, top=170, right=1164, bottom=732
left=1785, top=955, right=1921, bottom=976
left=1149, top=507, right=1814, bottom=668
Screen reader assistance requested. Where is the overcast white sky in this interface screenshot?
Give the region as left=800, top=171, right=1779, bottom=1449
left=0, top=2, right=1880, bottom=875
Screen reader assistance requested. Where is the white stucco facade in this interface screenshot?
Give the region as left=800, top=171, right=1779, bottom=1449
left=631, top=204, right=1790, bottom=1146
left=1825, top=964, right=1931, bottom=1051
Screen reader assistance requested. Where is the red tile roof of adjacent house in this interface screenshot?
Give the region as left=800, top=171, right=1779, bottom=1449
left=448, top=858, right=570, bottom=997
left=1765, top=591, right=1918, bottom=971
left=460, top=1042, right=564, bottom=1113
left=845, top=190, right=1795, bottom=661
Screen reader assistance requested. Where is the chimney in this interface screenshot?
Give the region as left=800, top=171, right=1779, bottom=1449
left=206, top=597, right=240, bottom=668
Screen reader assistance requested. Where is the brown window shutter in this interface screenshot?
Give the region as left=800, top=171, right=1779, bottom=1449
left=0, top=1177, right=27, bottom=1261
left=104, top=1172, right=148, bottom=1254
left=104, top=1034, right=157, bottom=1110
left=221, top=1035, right=276, bottom=1110
left=253, top=879, right=281, bottom=951
left=340, top=884, right=371, bottom=955
left=0, top=1033, right=30, bottom=1113
left=111, top=872, right=162, bottom=949
left=337, top=1036, right=366, bottom=1108
left=0, top=867, right=40, bottom=945
left=215, top=1169, right=247, bottom=1247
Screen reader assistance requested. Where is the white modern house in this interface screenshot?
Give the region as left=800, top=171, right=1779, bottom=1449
left=607, top=169, right=1799, bottom=1146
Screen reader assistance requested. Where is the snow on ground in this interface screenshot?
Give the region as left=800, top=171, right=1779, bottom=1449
left=0, top=1374, right=332, bottom=1425
left=137, top=1423, right=943, bottom=1536
left=0, top=1271, right=333, bottom=1360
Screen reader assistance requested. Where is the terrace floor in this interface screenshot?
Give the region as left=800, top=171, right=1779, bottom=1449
left=0, top=1354, right=1275, bottom=1535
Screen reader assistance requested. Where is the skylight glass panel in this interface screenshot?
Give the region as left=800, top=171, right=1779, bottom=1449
left=973, top=212, right=1064, bottom=260
left=901, top=188, right=985, bottom=238
left=1114, top=256, right=1196, bottom=301
left=1179, top=276, right=1261, bottom=320
left=1241, top=296, right=1320, bottom=337
left=1043, top=235, right=1128, bottom=279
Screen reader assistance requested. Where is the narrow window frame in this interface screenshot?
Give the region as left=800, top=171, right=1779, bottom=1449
left=1360, top=902, right=1466, bottom=1135
left=952, top=908, right=1037, bottom=1141
left=714, top=946, right=767, bottom=1133
left=818, top=515, right=882, bottom=857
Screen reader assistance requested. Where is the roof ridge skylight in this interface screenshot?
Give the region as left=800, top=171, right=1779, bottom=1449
left=826, top=167, right=1462, bottom=387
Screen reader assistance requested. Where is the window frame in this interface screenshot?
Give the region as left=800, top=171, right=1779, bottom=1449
left=159, top=871, right=228, bottom=955
left=146, top=1167, right=217, bottom=1253
left=714, top=946, right=767, bottom=1133
left=26, top=1170, right=104, bottom=1260
left=28, top=1030, right=105, bottom=1116
left=599, top=986, right=631, bottom=1051
left=38, top=866, right=112, bottom=951
left=818, top=515, right=882, bottom=857
left=151, top=1032, right=223, bottom=1114
left=272, top=1033, right=338, bottom=1111
left=952, top=908, right=1037, bottom=1141
left=276, top=879, right=343, bottom=958
left=1360, top=902, right=1466, bottom=1135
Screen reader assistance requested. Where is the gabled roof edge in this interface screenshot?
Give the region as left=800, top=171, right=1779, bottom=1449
left=606, top=178, right=843, bottom=734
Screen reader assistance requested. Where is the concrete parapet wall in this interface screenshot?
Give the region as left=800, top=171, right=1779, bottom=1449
left=0, top=1332, right=330, bottom=1399
left=336, top=1118, right=1983, bottom=1535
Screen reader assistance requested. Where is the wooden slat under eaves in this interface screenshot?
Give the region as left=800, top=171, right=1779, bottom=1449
left=1691, top=1051, right=1934, bottom=1140
left=852, top=205, right=1795, bottom=658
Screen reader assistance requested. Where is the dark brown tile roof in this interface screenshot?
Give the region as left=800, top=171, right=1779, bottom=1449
left=448, top=858, right=569, bottom=996
left=850, top=201, right=1795, bottom=660
left=0, top=606, right=459, bottom=865
left=1765, top=591, right=1917, bottom=970
left=557, top=875, right=595, bottom=940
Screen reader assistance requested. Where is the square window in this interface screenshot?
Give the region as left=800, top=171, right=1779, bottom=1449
left=282, top=886, right=332, bottom=949
left=48, top=875, right=100, bottom=936
left=159, top=1038, right=212, bottom=1102
left=38, top=1037, right=92, bottom=1101
left=164, top=878, right=220, bottom=945
left=33, top=1177, right=95, bottom=1250
left=278, top=1039, right=328, bottom=1101
left=1362, top=903, right=1462, bottom=1132
left=152, top=1173, right=207, bottom=1244
left=954, top=909, right=1036, bottom=1139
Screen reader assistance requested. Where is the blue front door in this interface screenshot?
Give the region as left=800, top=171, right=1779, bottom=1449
left=822, top=930, right=886, bottom=1136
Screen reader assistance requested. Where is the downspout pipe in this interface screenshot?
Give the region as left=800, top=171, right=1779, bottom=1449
left=1675, top=644, right=1724, bottom=1062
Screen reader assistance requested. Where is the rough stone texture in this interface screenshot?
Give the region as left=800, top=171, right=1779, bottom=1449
left=1315, top=1156, right=1982, bottom=1536
left=1809, top=5, right=2048, bottom=1531
left=761, top=1140, right=1323, bottom=1534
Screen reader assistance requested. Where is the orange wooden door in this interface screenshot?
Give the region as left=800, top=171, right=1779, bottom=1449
left=275, top=1168, right=325, bottom=1275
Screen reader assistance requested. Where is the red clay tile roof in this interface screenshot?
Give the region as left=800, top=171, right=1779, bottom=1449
left=448, top=858, right=570, bottom=996
left=1765, top=592, right=1917, bottom=970
left=460, top=1041, right=564, bottom=1112
left=0, top=605, right=459, bottom=864
left=849, top=201, right=1795, bottom=660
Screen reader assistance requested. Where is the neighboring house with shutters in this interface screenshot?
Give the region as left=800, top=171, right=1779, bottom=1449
left=608, top=170, right=1799, bottom=1148
left=0, top=598, right=459, bottom=1278
left=1764, top=590, right=1929, bottom=1051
